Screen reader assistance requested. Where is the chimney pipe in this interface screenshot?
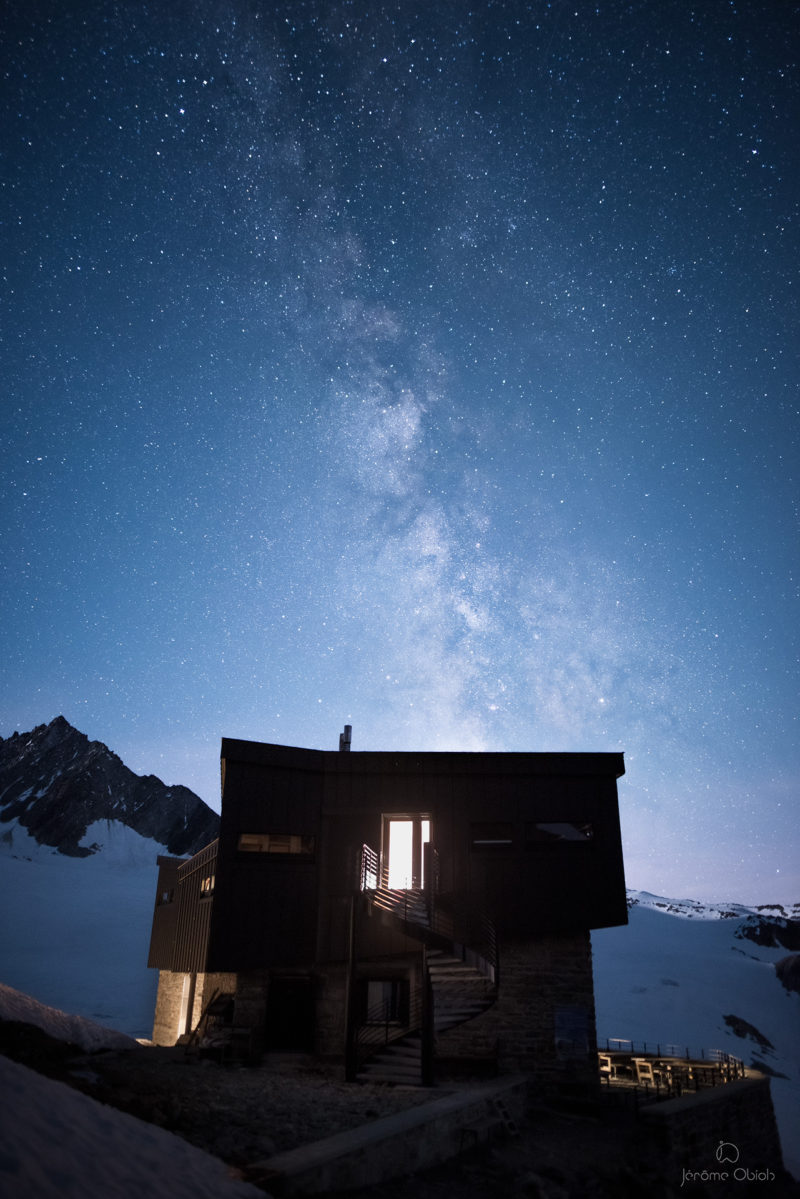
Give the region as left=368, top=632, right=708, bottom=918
left=339, top=724, right=352, bottom=752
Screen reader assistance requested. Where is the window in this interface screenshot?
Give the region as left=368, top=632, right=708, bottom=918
left=237, top=833, right=315, bottom=855
left=157, top=888, right=174, bottom=905
left=470, top=822, right=514, bottom=849
left=526, top=821, right=594, bottom=844
left=200, top=874, right=215, bottom=895
left=363, top=979, right=409, bottom=1025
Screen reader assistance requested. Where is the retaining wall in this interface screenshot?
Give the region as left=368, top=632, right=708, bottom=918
left=247, top=1075, right=526, bottom=1195
left=638, top=1075, right=786, bottom=1193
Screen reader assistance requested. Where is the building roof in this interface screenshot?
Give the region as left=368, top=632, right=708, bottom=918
left=220, top=737, right=625, bottom=779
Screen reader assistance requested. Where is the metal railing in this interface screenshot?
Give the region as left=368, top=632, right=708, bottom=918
left=351, top=844, right=493, bottom=1084
left=598, top=1042, right=746, bottom=1106
left=602, top=1038, right=745, bottom=1072
left=360, top=842, right=379, bottom=891
left=354, top=990, right=421, bottom=1064
left=351, top=960, right=434, bottom=1084
left=177, top=837, right=219, bottom=882
left=358, top=843, right=498, bottom=984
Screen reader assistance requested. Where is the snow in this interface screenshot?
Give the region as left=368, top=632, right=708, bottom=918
left=592, top=891, right=800, bottom=1180
left=78, top=818, right=173, bottom=868
left=0, top=820, right=165, bottom=1039
left=0, top=983, right=135, bottom=1053
left=0, top=1055, right=264, bottom=1199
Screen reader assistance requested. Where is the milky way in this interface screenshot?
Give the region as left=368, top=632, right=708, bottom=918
left=2, top=1, right=798, bottom=902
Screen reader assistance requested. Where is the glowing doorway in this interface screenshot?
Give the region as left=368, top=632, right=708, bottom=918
left=384, top=817, right=430, bottom=889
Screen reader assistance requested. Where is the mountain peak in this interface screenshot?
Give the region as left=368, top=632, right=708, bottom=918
left=0, top=719, right=218, bottom=858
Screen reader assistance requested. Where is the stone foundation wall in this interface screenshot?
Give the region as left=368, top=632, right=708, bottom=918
left=193, top=972, right=237, bottom=1027
left=315, top=963, right=348, bottom=1058
left=232, top=971, right=270, bottom=1054
left=152, top=967, right=346, bottom=1057
left=638, top=1075, right=785, bottom=1190
left=152, top=970, right=185, bottom=1045
left=154, top=932, right=599, bottom=1090
left=436, top=933, right=598, bottom=1095
left=151, top=970, right=237, bottom=1046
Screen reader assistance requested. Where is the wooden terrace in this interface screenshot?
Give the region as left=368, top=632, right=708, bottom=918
left=598, top=1040, right=745, bottom=1102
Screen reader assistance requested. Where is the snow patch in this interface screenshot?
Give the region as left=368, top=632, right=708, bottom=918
left=0, top=1055, right=264, bottom=1199
left=0, top=820, right=161, bottom=1038
left=0, top=983, right=135, bottom=1052
left=627, top=890, right=755, bottom=920
left=78, top=819, right=173, bottom=868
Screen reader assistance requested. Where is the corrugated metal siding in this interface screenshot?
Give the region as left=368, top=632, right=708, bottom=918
left=171, top=839, right=218, bottom=973
left=147, top=856, right=182, bottom=969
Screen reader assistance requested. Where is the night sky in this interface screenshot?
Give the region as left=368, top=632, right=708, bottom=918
left=3, top=1, right=798, bottom=904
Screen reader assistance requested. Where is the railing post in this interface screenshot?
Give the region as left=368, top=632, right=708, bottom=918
left=344, top=893, right=358, bottom=1081
left=421, top=949, right=434, bottom=1087
left=423, top=842, right=433, bottom=925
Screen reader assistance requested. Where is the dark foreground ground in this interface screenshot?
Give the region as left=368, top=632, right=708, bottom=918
left=1, top=1021, right=797, bottom=1199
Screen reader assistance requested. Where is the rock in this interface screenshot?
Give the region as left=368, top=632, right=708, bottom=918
left=735, top=915, right=800, bottom=952
left=775, top=954, right=800, bottom=995
left=722, top=1014, right=774, bottom=1051
left=0, top=717, right=218, bottom=856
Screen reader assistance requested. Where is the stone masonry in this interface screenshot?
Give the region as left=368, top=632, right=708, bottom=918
left=151, top=970, right=237, bottom=1046
left=436, top=932, right=598, bottom=1094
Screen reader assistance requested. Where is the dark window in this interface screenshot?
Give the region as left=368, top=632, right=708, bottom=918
left=157, top=888, right=174, bottom=905
left=237, top=833, right=315, bottom=855
left=526, top=821, right=594, bottom=844
left=362, top=979, right=409, bottom=1025
left=470, top=822, right=514, bottom=849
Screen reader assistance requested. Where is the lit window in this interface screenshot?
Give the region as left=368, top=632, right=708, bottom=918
left=200, top=874, right=215, bottom=894
left=237, top=833, right=315, bottom=855
left=470, top=822, right=514, bottom=849
left=526, top=822, right=594, bottom=844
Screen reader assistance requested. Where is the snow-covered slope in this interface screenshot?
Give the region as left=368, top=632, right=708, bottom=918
left=0, top=820, right=164, bottom=1039
left=0, top=987, right=263, bottom=1197
left=592, top=890, right=800, bottom=1180
left=0, top=717, right=220, bottom=1039
left=0, top=1055, right=264, bottom=1199
left=0, top=982, right=136, bottom=1052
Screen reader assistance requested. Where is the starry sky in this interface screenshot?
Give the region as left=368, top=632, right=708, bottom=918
left=2, top=0, right=798, bottom=904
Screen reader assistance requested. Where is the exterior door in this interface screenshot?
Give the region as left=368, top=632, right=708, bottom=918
left=266, top=978, right=314, bottom=1050
left=383, top=816, right=430, bottom=889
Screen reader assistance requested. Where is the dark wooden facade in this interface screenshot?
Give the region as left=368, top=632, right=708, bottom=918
left=148, top=840, right=219, bottom=973
left=149, top=739, right=627, bottom=978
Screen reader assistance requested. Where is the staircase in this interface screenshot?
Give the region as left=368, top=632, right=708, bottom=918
left=357, top=1033, right=424, bottom=1085
left=427, top=949, right=496, bottom=1033
left=353, top=864, right=497, bottom=1085
left=357, top=951, right=496, bottom=1085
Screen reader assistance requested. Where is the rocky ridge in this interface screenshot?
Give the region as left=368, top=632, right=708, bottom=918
left=0, top=716, right=218, bottom=857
